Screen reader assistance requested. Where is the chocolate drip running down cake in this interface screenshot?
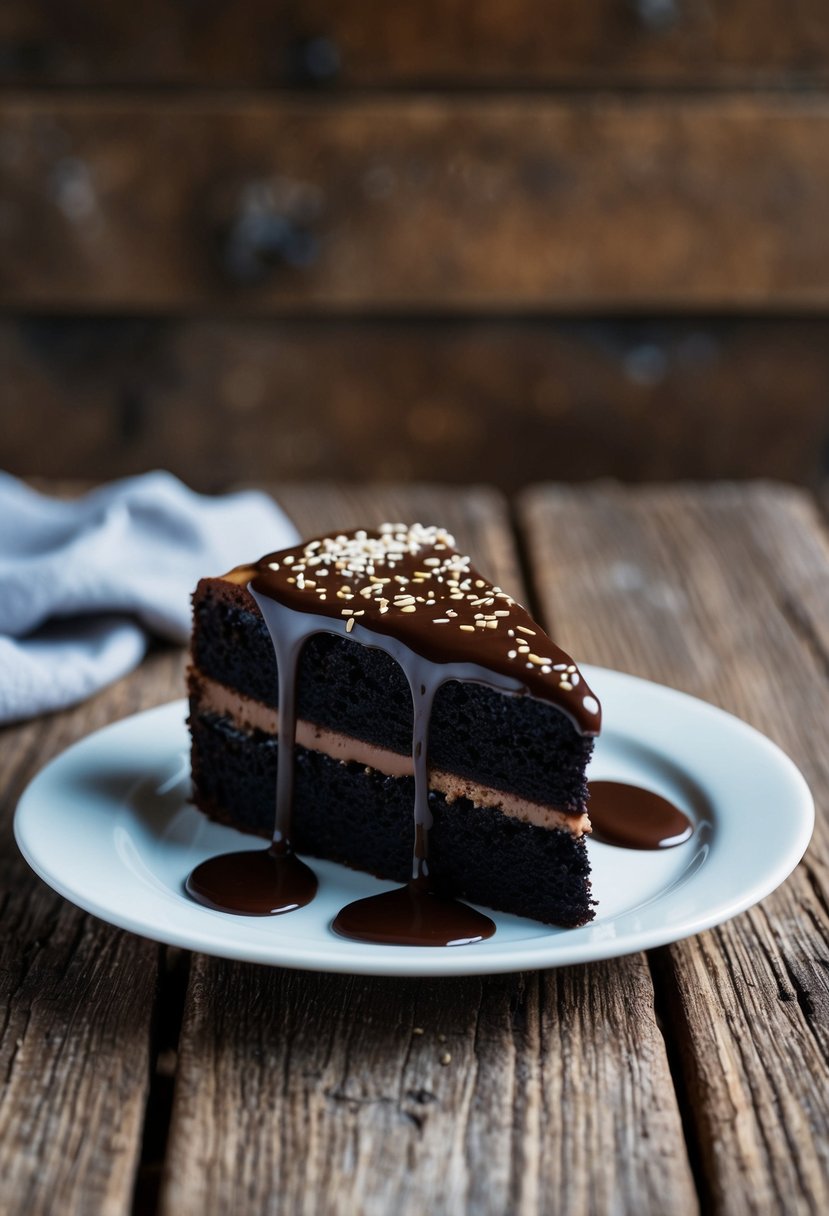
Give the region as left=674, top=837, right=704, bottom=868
left=188, top=524, right=602, bottom=932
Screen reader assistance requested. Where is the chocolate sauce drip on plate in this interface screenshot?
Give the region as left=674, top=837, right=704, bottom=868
left=186, top=525, right=599, bottom=942
left=185, top=843, right=317, bottom=915
left=588, top=781, right=693, bottom=850
left=332, top=883, right=495, bottom=947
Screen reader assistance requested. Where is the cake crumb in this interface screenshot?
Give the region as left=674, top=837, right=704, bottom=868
left=440, top=1052, right=452, bottom=1066
left=412, top=1027, right=425, bottom=1036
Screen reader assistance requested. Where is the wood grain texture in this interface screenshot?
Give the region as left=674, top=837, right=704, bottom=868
left=519, top=482, right=829, bottom=1213
left=159, top=484, right=697, bottom=1216
left=0, top=644, right=186, bottom=1216
left=2, top=1, right=828, bottom=88
left=3, top=97, right=829, bottom=311
left=4, top=318, right=829, bottom=491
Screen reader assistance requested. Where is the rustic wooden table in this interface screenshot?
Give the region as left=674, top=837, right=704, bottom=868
left=2, top=481, right=828, bottom=1216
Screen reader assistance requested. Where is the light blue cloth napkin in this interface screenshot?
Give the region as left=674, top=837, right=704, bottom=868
left=0, top=471, right=299, bottom=723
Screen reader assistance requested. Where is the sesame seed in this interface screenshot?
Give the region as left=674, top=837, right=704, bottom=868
left=432, top=618, right=450, bottom=624
left=508, top=650, right=517, bottom=659
left=494, top=610, right=509, bottom=617
left=516, top=626, right=535, bottom=636
left=267, top=561, right=280, bottom=571
left=345, top=617, right=355, bottom=633
left=459, top=624, right=475, bottom=632
left=401, top=605, right=417, bottom=613
left=440, top=1052, right=452, bottom=1066
left=560, top=680, right=573, bottom=690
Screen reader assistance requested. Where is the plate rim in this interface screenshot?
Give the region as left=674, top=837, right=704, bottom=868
left=13, top=665, right=815, bottom=976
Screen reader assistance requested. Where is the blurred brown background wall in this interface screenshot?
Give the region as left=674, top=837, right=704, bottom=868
left=1, top=0, right=828, bottom=491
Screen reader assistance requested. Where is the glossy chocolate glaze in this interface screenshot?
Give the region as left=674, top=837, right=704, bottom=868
left=252, top=525, right=600, bottom=736
left=186, top=524, right=600, bottom=943
left=588, top=781, right=693, bottom=849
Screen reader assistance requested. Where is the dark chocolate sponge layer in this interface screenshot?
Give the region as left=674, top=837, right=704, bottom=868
left=193, top=587, right=592, bottom=813
left=190, top=712, right=595, bottom=929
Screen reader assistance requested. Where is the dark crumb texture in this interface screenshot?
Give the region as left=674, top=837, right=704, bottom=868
left=192, top=587, right=593, bottom=813
left=190, top=712, right=595, bottom=929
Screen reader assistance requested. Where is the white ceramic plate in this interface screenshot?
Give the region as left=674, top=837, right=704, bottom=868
left=14, top=666, right=814, bottom=977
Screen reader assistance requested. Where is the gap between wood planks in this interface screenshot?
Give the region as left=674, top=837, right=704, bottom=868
left=130, top=946, right=191, bottom=1216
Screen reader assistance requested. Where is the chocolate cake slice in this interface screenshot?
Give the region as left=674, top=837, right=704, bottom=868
left=188, top=524, right=601, bottom=929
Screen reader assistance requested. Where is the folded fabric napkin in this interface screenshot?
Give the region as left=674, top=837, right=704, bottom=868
left=0, top=471, right=299, bottom=724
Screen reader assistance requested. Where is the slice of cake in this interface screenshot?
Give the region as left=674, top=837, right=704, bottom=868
left=188, top=524, right=601, bottom=929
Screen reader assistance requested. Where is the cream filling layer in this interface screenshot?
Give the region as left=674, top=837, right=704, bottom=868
left=190, top=672, right=589, bottom=837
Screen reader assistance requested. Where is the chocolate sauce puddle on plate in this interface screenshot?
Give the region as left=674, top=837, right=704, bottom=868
left=588, top=781, right=693, bottom=850
left=185, top=844, right=317, bottom=916
left=332, top=880, right=494, bottom=947
left=185, top=527, right=599, bottom=942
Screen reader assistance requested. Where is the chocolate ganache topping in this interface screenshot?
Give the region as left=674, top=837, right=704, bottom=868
left=187, top=524, right=601, bottom=945
left=251, top=524, right=601, bottom=734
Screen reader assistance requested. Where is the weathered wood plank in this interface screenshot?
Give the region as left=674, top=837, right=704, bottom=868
left=4, top=318, right=829, bottom=491
left=3, top=98, right=829, bottom=311
left=519, top=482, right=829, bottom=1213
left=2, top=1, right=828, bottom=89
left=0, top=644, right=186, bottom=1216
left=160, top=484, right=697, bottom=1216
